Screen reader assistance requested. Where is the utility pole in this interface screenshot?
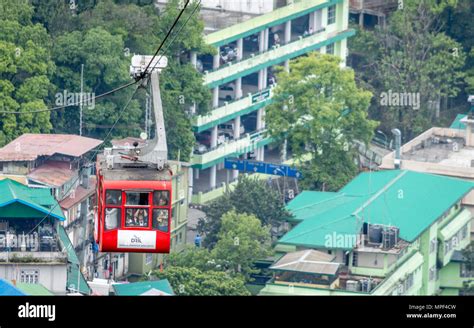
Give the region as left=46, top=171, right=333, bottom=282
left=79, top=64, right=84, bottom=136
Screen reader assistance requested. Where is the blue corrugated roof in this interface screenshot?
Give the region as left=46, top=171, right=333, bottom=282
left=0, top=279, right=26, bottom=296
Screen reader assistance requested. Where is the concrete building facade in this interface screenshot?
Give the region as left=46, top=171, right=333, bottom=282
left=164, top=0, right=354, bottom=204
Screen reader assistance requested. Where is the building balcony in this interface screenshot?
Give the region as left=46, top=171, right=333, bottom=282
left=204, top=27, right=355, bottom=88
left=191, top=87, right=274, bottom=133
left=191, top=130, right=273, bottom=169
left=437, top=208, right=472, bottom=267
left=204, top=0, right=344, bottom=47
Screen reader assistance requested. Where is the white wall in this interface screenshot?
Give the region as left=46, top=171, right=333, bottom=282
left=0, top=264, right=68, bottom=294
left=158, top=0, right=275, bottom=14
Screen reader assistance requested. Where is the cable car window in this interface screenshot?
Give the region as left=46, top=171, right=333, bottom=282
left=153, top=191, right=170, bottom=206
left=106, top=190, right=122, bottom=205
left=105, top=208, right=121, bottom=230
left=126, top=192, right=149, bottom=206
left=125, top=208, right=149, bottom=227
left=152, top=209, right=169, bottom=232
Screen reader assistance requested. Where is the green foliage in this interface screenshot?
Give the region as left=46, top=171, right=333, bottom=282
left=15, top=0, right=212, bottom=159
left=153, top=266, right=250, bottom=296
left=266, top=52, right=376, bottom=191
left=165, top=211, right=272, bottom=282
left=211, top=211, right=272, bottom=279
left=0, top=0, right=55, bottom=146
left=349, top=0, right=466, bottom=140
left=198, top=175, right=291, bottom=248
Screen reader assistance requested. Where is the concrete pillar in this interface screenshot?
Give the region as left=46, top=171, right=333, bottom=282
left=188, top=167, right=194, bottom=200
left=264, top=28, right=269, bottom=50
left=213, top=46, right=220, bottom=69
left=259, top=30, right=265, bottom=52
left=258, top=70, right=265, bottom=90
left=236, top=38, right=243, bottom=60
left=359, top=13, right=364, bottom=28
left=190, top=51, right=197, bottom=68
left=257, top=147, right=265, bottom=161
left=309, top=12, right=316, bottom=33
left=263, top=68, right=268, bottom=89
left=285, top=20, right=292, bottom=44
left=234, top=116, right=241, bottom=140
left=194, top=168, right=200, bottom=180
left=284, top=60, right=290, bottom=72
left=235, top=77, right=243, bottom=99
left=211, top=125, right=218, bottom=148
left=212, top=87, right=219, bottom=108
left=257, top=108, right=264, bottom=130
left=210, top=165, right=217, bottom=189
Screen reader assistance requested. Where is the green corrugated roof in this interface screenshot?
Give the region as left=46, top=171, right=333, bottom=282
left=450, top=114, right=467, bottom=130
left=113, top=280, right=174, bottom=296
left=280, top=170, right=474, bottom=249
left=57, top=225, right=91, bottom=295
left=0, top=179, right=64, bottom=220
left=16, top=283, right=54, bottom=295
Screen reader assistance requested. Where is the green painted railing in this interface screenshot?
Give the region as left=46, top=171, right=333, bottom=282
left=191, top=86, right=274, bottom=132
left=204, top=27, right=354, bottom=88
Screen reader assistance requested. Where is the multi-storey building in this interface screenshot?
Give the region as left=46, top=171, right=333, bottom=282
left=349, top=0, right=398, bottom=28
left=158, top=0, right=354, bottom=204
left=380, top=121, right=474, bottom=240
left=260, top=170, right=474, bottom=295
left=0, top=133, right=105, bottom=285
left=0, top=178, right=91, bottom=294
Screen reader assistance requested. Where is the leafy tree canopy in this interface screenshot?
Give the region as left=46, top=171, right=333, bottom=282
left=198, top=175, right=292, bottom=248
left=266, top=52, right=377, bottom=191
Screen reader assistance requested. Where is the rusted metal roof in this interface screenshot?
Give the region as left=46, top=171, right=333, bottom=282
left=27, top=161, right=76, bottom=187
left=0, top=134, right=102, bottom=161
left=59, top=177, right=96, bottom=210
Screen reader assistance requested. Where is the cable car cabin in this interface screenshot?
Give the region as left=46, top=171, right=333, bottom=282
left=95, top=154, right=172, bottom=253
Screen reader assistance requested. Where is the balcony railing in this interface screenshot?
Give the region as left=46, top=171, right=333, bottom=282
left=192, top=129, right=272, bottom=168
left=204, top=26, right=352, bottom=88
left=192, top=86, right=274, bottom=132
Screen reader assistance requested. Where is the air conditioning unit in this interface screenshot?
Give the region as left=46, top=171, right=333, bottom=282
left=346, top=280, right=360, bottom=292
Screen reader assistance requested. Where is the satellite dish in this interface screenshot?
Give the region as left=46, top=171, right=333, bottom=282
left=140, top=132, right=148, bottom=140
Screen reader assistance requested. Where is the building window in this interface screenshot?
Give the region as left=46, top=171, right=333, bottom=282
left=145, top=253, right=153, bottom=266
left=327, top=5, right=336, bottom=25
left=326, top=43, right=335, bottom=55
left=20, top=270, right=39, bottom=284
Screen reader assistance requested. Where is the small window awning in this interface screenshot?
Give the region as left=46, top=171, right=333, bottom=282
left=439, top=208, right=471, bottom=241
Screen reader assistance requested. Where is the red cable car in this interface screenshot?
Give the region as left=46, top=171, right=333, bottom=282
left=95, top=55, right=172, bottom=253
